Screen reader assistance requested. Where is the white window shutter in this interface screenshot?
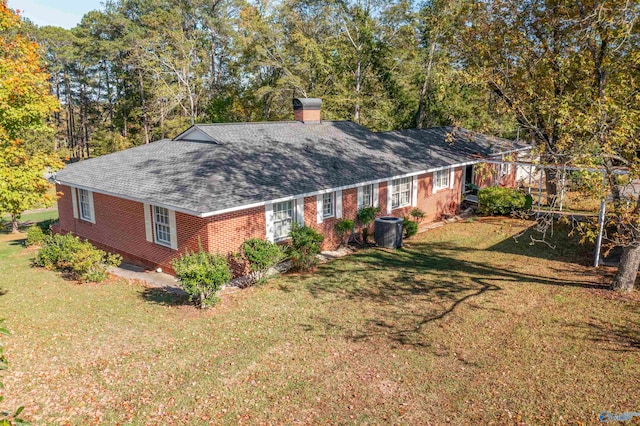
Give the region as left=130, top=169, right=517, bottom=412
left=265, top=203, right=274, bottom=242
left=412, top=176, right=418, bottom=207
left=169, top=209, right=178, bottom=250
left=316, top=195, right=323, bottom=224
left=295, top=197, right=305, bottom=225
left=373, top=183, right=379, bottom=207
left=449, top=167, right=455, bottom=189
left=357, top=186, right=364, bottom=210
left=87, top=191, right=96, bottom=224
left=144, top=204, right=153, bottom=242
left=336, top=190, right=342, bottom=218
left=71, top=187, right=78, bottom=219
left=386, top=179, right=393, bottom=213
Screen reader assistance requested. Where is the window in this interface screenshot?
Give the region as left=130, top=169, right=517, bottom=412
left=434, top=168, right=450, bottom=191
left=500, top=162, right=511, bottom=176
left=391, top=177, right=411, bottom=209
left=273, top=200, right=294, bottom=240
left=78, top=189, right=94, bottom=222
left=322, top=192, right=334, bottom=218
left=153, top=206, right=172, bottom=247
left=361, top=185, right=373, bottom=208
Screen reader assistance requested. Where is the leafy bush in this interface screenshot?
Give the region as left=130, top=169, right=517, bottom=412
left=403, top=218, right=418, bottom=238
left=478, top=187, right=528, bottom=215
left=410, top=207, right=426, bottom=222
left=356, top=207, right=380, bottom=243
left=172, top=248, right=231, bottom=308
left=240, top=238, right=283, bottom=284
left=288, top=223, right=324, bottom=271
left=334, top=218, right=354, bottom=246
left=25, top=225, right=46, bottom=247
left=34, top=233, right=121, bottom=282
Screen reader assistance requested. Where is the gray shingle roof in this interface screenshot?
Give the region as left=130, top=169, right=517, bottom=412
left=55, top=121, right=530, bottom=216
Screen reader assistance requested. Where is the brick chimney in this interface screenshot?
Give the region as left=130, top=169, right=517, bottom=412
left=293, top=98, right=322, bottom=123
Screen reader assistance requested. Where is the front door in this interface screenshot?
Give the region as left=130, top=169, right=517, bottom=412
left=463, top=165, right=474, bottom=193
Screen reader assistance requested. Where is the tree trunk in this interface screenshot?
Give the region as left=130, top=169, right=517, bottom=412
left=612, top=244, right=640, bottom=292
left=11, top=213, right=19, bottom=233
left=416, top=42, right=436, bottom=129
left=544, top=168, right=558, bottom=206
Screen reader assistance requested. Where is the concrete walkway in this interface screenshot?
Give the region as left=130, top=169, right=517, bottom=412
left=108, top=263, right=186, bottom=295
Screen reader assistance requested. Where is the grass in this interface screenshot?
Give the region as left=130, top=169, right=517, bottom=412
left=1, top=216, right=639, bottom=424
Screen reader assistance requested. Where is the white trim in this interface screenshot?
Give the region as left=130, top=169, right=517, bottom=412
left=373, top=182, right=379, bottom=208
left=449, top=167, right=455, bottom=189
left=295, top=196, right=304, bottom=225
left=87, top=190, right=96, bottom=223
left=174, top=126, right=216, bottom=142
left=357, top=186, right=364, bottom=210
left=265, top=202, right=274, bottom=242
left=335, top=190, right=342, bottom=219
left=316, top=195, right=324, bottom=224
left=168, top=209, right=178, bottom=249
left=411, top=176, right=418, bottom=207
left=70, top=187, right=78, bottom=219
left=144, top=203, right=153, bottom=242
left=386, top=179, right=393, bottom=214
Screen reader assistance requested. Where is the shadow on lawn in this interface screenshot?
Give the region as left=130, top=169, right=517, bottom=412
left=292, top=237, right=606, bottom=348
left=568, top=308, right=640, bottom=352
left=487, top=221, right=595, bottom=266
left=140, top=287, right=190, bottom=306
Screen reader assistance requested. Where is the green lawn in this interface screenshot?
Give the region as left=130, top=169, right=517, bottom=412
left=1, top=217, right=639, bottom=424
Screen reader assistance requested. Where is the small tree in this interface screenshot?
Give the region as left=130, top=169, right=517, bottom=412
left=356, top=206, right=380, bottom=243
left=172, top=248, right=231, bottom=308
left=334, top=218, right=354, bottom=247
left=240, top=238, right=283, bottom=284
left=403, top=217, right=418, bottom=238
left=288, top=223, right=324, bottom=271
left=410, top=207, right=426, bottom=222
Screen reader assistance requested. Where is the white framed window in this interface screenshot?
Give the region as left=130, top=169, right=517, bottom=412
left=273, top=200, right=294, bottom=241
left=322, top=192, right=334, bottom=218
left=361, top=185, right=373, bottom=208
left=77, top=188, right=95, bottom=223
left=153, top=206, right=172, bottom=247
left=391, top=177, right=411, bottom=209
left=434, top=168, right=450, bottom=191
left=500, top=162, right=511, bottom=176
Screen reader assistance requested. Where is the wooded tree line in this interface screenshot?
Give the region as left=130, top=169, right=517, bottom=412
left=19, top=0, right=516, bottom=158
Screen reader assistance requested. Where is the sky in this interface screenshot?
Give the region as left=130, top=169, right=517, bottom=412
left=8, top=0, right=104, bottom=29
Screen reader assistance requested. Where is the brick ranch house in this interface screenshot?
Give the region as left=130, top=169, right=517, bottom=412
left=53, top=98, right=530, bottom=274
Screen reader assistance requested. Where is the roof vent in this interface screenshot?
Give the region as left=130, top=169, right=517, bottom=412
left=293, top=98, right=322, bottom=124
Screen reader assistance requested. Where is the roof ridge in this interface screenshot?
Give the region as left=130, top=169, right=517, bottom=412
left=194, top=120, right=354, bottom=127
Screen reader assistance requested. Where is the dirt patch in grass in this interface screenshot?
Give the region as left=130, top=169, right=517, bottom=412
left=1, top=217, right=639, bottom=424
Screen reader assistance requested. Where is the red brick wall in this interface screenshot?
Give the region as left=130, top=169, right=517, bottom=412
left=56, top=184, right=210, bottom=273
left=55, top=166, right=472, bottom=273
left=206, top=206, right=266, bottom=255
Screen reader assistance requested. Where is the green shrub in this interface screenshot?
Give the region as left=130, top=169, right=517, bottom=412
left=241, top=238, right=283, bottom=284
left=410, top=207, right=426, bottom=222
left=334, top=218, right=354, bottom=246
left=288, top=223, right=324, bottom=271
left=34, top=234, right=121, bottom=282
left=356, top=207, right=380, bottom=243
left=403, top=218, right=418, bottom=238
left=172, top=248, right=231, bottom=308
left=25, top=225, right=46, bottom=247
left=477, top=187, right=527, bottom=215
